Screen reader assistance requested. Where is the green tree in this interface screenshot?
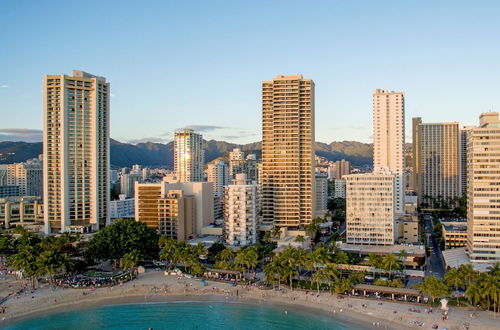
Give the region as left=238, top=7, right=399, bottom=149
left=367, top=253, right=381, bottom=278
left=466, top=283, right=482, bottom=307
left=381, top=254, right=401, bottom=280
left=417, top=276, right=450, bottom=302
left=120, top=250, right=140, bottom=279
left=334, top=251, right=349, bottom=265
left=87, top=219, right=159, bottom=262
left=445, top=267, right=465, bottom=306
left=458, top=264, right=479, bottom=288
left=219, top=247, right=236, bottom=262
left=8, top=244, right=41, bottom=288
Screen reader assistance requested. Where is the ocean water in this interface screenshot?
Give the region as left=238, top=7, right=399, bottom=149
left=5, top=301, right=364, bottom=330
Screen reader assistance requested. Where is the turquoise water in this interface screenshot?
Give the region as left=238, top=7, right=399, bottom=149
left=5, top=302, right=363, bottom=330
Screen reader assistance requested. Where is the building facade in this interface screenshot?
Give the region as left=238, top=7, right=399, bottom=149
left=174, top=129, right=204, bottom=182
left=109, top=194, right=135, bottom=219
left=261, top=74, right=315, bottom=228
left=43, top=70, right=110, bottom=233
left=223, top=174, right=260, bottom=246
left=466, top=112, right=500, bottom=263
left=0, top=196, right=43, bottom=229
left=135, top=179, right=214, bottom=238
left=120, top=173, right=139, bottom=198
left=0, top=158, right=43, bottom=198
left=373, top=89, right=404, bottom=214
left=315, top=172, right=328, bottom=214
left=345, top=172, right=395, bottom=245
left=333, top=178, right=346, bottom=199
left=415, top=122, right=460, bottom=205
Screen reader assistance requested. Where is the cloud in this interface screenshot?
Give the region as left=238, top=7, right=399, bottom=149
left=181, top=125, right=227, bottom=132
left=0, top=128, right=42, bottom=142
left=0, top=84, right=8, bottom=88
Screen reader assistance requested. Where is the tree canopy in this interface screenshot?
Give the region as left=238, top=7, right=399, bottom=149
left=87, top=219, right=159, bottom=261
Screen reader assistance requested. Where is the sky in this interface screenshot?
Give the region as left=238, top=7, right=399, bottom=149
left=1, top=0, right=499, bottom=144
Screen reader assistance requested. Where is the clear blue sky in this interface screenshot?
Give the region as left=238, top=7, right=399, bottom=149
left=1, top=0, right=499, bottom=144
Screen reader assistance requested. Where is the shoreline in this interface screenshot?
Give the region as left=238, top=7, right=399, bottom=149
left=1, top=270, right=498, bottom=329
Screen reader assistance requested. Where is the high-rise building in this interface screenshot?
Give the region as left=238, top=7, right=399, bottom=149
left=109, top=194, right=135, bottom=220
left=315, top=172, right=328, bottom=215
left=373, top=89, right=405, bottom=214
left=120, top=173, right=139, bottom=198
left=224, top=174, right=260, bottom=246
left=459, top=126, right=474, bottom=197
left=228, top=148, right=259, bottom=183
left=174, top=129, right=204, bottom=182
left=333, top=178, right=346, bottom=199
left=261, top=74, right=315, bottom=228
left=328, top=160, right=351, bottom=180
left=415, top=121, right=460, bottom=204
left=135, top=179, right=213, bottom=237
left=43, top=70, right=109, bottom=233
left=207, top=161, right=229, bottom=198
left=207, top=160, right=230, bottom=220
left=411, top=117, right=422, bottom=192
left=0, top=158, right=42, bottom=197
left=345, top=172, right=395, bottom=245
left=466, top=112, right=500, bottom=263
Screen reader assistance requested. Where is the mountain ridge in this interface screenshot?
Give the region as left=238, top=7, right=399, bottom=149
left=0, top=139, right=373, bottom=169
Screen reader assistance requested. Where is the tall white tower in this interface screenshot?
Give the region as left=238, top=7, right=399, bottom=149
left=373, top=89, right=405, bottom=214
left=43, top=70, right=110, bottom=234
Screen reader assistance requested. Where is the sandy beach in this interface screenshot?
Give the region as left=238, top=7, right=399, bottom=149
left=0, top=270, right=498, bottom=329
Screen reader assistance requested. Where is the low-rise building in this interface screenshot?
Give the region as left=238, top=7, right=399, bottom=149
left=440, top=218, right=467, bottom=249
left=109, top=194, right=135, bottom=220
left=0, top=196, right=43, bottom=229
left=396, top=215, right=419, bottom=244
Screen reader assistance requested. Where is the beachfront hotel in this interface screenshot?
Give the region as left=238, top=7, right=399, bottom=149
left=466, top=112, right=500, bottom=263
left=413, top=119, right=461, bottom=204
left=174, top=129, right=204, bottom=182
left=345, top=171, right=396, bottom=245
left=373, top=89, right=405, bottom=215
left=261, top=74, right=315, bottom=228
left=43, top=71, right=110, bottom=234
left=135, top=178, right=213, bottom=240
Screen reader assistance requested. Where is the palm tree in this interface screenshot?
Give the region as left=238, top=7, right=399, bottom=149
left=381, top=254, right=401, bottom=280
left=417, top=276, right=450, bottom=302
left=479, top=274, right=499, bottom=313
left=262, top=232, right=272, bottom=243
left=312, top=268, right=329, bottom=294
left=398, top=249, right=408, bottom=267
left=271, top=227, right=281, bottom=239
left=466, top=283, right=482, bottom=308
left=334, top=251, right=349, bottom=265
left=37, top=249, right=60, bottom=286
left=280, top=246, right=299, bottom=289
left=219, top=247, right=235, bottom=262
left=120, top=250, right=140, bottom=279
left=264, top=258, right=282, bottom=289
left=486, top=262, right=500, bottom=277
left=367, top=253, right=381, bottom=278
left=294, top=235, right=305, bottom=243
left=8, top=245, right=40, bottom=288
left=294, top=248, right=308, bottom=284
left=458, top=264, right=479, bottom=288
left=445, top=267, right=465, bottom=306
left=159, top=237, right=178, bottom=270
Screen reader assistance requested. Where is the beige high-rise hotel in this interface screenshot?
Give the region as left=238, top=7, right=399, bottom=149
left=414, top=121, right=460, bottom=204
left=466, top=112, right=500, bottom=263
left=373, top=89, right=405, bottom=214
left=261, top=74, right=315, bottom=228
left=43, top=71, right=110, bottom=234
